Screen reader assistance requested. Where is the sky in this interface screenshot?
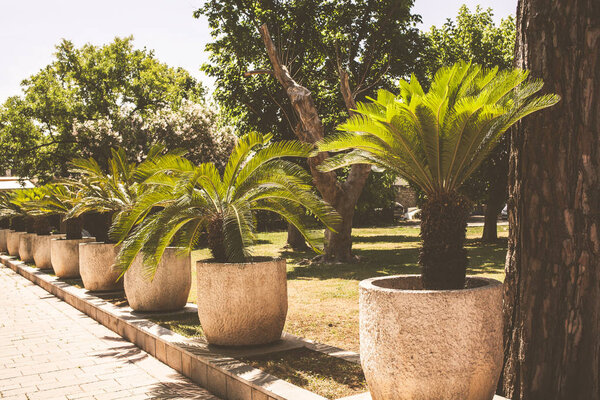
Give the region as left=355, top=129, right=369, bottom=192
left=0, top=0, right=517, bottom=102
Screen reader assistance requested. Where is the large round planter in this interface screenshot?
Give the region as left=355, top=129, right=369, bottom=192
left=0, top=229, right=11, bottom=253
left=18, top=233, right=37, bottom=263
left=359, top=275, right=503, bottom=400
left=196, top=258, right=287, bottom=346
left=124, top=247, right=191, bottom=312
left=7, top=231, right=23, bottom=257
left=79, top=242, right=123, bottom=292
left=32, top=234, right=64, bottom=270
left=50, top=237, right=95, bottom=278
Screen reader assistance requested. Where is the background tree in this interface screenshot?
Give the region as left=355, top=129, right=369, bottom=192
left=421, top=5, right=516, bottom=242
left=0, top=37, right=209, bottom=180
left=196, top=0, right=423, bottom=260
left=500, top=0, right=600, bottom=398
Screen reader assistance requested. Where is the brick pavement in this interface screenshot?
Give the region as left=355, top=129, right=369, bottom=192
left=0, top=266, right=220, bottom=400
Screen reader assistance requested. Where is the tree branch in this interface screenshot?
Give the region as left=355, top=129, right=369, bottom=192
left=243, top=69, right=274, bottom=77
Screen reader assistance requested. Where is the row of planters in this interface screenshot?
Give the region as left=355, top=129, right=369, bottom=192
left=0, top=62, right=557, bottom=400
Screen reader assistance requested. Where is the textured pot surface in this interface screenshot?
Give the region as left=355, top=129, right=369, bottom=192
left=50, top=237, right=95, bottom=278
left=359, top=275, right=503, bottom=400
left=32, top=234, right=63, bottom=270
left=196, top=258, right=288, bottom=346
left=18, top=233, right=37, bottom=263
left=7, top=231, right=23, bottom=256
left=124, top=247, right=191, bottom=312
left=79, top=242, right=123, bottom=292
left=0, top=229, right=9, bottom=252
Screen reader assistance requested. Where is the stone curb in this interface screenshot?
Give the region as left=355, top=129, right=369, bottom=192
left=0, top=255, right=509, bottom=400
left=0, top=255, right=329, bottom=400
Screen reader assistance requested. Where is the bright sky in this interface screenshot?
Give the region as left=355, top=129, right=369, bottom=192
left=0, top=0, right=516, bottom=102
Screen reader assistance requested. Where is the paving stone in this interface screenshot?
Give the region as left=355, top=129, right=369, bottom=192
left=0, top=266, right=220, bottom=399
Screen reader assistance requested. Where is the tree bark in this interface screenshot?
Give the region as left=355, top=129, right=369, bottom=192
left=482, top=189, right=506, bottom=243
left=259, top=24, right=370, bottom=262
left=500, top=1, right=600, bottom=399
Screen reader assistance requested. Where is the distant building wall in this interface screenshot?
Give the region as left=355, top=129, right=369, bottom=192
left=396, top=186, right=417, bottom=208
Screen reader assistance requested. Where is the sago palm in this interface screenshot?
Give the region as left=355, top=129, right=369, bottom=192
left=114, top=132, right=340, bottom=278
left=30, top=184, right=85, bottom=239
left=64, top=146, right=165, bottom=242
left=317, top=61, right=560, bottom=289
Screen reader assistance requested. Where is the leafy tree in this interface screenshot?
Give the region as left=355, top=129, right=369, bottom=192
left=196, top=0, right=423, bottom=260
left=421, top=5, right=516, bottom=242
left=0, top=37, right=208, bottom=181
left=113, top=132, right=340, bottom=275
left=317, top=62, right=559, bottom=289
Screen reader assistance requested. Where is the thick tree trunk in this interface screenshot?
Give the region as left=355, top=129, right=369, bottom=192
left=287, top=223, right=308, bottom=250
left=259, top=24, right=370, bottom=261
left=500, top=1, right=600, bottom=399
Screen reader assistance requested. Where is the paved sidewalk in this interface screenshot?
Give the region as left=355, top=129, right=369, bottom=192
left=0, top=266, right=219, bottom=400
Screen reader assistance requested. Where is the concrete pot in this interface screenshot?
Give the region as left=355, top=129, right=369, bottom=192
left=7, top=231, right=23, bottom=257
left=124, top=247, right=191, bottom=312
left=50, top=237, right=95, bottom=278
left=359, top=275, right=503, bottom=400
left=79, top=242, right=123, bottom=292
left=18, top=233, right=37, bottom=263
left=0, top=229, right=10, bottom=253
left=32, top=234, right=64, bottom=270
left=196, top=258, right=287, bottom=346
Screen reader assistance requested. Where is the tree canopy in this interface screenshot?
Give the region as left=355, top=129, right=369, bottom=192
left=0, top=37, right=220, bottom=181
left=195, top=0, right=423, bottom=140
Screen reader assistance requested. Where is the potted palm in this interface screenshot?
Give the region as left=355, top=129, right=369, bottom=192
left=116, top=132, right=339, bottom=344
left=65, top=147, right=162, bottom=292
left=317, top=62, right=559, bottom=400
left=0, top=192, right=16, bottom=254
left=0, top=191, right=29, bottom=257
left=35, top=184, right=94, bottom=277
left=16, top=188, right=47, bottom=263
left=23, top=184, right=68, bottom=270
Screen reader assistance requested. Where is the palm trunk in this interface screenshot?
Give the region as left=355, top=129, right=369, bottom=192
left=64, top=217, right=83, bottom=240
left=420, top=191, right=471, bottom=290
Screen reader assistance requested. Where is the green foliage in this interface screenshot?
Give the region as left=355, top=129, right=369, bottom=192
left=422, top=5, right=515, bottom=80
left=354, top=171, right=398, bottom=226
left=195, top=0, right=423, bottom=140
left=0, top=37, right=208, bottom=181
left=420, top=5, right=516, bottom=205
left=318, top=62, right=559, bottom=195
left=114, top=132, right=340, bottom=277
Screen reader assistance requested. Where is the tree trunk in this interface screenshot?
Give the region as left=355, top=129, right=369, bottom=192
left=482, top=195, right=505, bottom=243
left=500, top=1, right=600, bottom=399
left=259, top=24, right=371, bottom=262
left=482, top=139, right=509, bottom=243
left=287, top=223, right=308, bottom=250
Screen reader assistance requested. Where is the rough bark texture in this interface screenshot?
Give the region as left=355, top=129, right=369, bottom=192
left=420, top=191, right=471, bottom=290
left=500, top=1, right=600, bottom=399
left=259, top=24, right=371, bottom=262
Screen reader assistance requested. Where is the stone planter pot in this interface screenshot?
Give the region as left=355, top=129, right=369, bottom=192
left=359, top=275, right=503, bottom=400
left=18, top=233, right=37, bottom=263
left=7, top=231, right=23, bottom=257
left=79, top=242, right=123, bottom=292
left=0, top=229, right=10, bottom=253
left=32, top=234, right=64, bottom=270
left=196, top=258, right=287, bottom=346
left=50, top=237, right=95, bottom=278
left=124, top=247, right=191, bottom=312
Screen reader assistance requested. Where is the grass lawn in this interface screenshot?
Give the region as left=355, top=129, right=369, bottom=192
left=190, top=224, right=508, bottom=352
